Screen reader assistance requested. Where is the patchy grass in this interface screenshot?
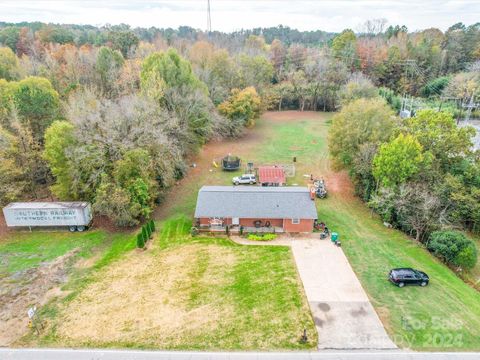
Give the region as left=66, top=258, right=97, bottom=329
left=0, top=231, right=103, bottom=275
left=31, top=217, right=316, bottom=350
left=0, top=230, right=135, bottom=276
left=0, top=229, right=135, bottom=346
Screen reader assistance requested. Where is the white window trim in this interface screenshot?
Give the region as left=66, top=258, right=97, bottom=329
left=291, top=218, right=300, bottom=224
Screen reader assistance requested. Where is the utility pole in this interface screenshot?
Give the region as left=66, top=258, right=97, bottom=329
left=462, top=90, right=477, bottom=125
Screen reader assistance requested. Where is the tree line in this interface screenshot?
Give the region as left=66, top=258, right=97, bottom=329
left=329, top=96, right=478, bottom=270
left=0, top=20, right=479, bottom=226
left=0, top=30, right=263, bottom=226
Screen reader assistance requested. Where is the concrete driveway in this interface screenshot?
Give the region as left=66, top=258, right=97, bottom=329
left=291, top=239, right=396, bottom=350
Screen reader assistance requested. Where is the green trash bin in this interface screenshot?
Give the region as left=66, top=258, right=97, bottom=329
left=331, top=232, right=338, bottom=242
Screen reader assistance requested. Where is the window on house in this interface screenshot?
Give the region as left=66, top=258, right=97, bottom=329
left=292, top=218, right=300, bottom=224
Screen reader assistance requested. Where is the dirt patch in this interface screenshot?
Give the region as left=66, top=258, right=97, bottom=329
left=261, top=110, right=326, bottom=123
left=54, top=244, right=237, bottom=345
left=154, top=126, right=264, bottom=219
left=0, top=249, right=79, bottom=346
left=74, top=253, right=101, bottom=269
left=324, top=170, right=355, bottom=201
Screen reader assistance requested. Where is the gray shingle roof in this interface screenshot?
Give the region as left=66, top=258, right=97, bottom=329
left=194, top=186, right=318, bottom=219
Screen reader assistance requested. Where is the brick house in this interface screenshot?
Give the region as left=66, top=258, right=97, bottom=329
left=194, top=186, right=317, bottom=233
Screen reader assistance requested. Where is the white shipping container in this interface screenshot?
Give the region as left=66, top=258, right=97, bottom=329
left=3, top=202, right=93, bottom=230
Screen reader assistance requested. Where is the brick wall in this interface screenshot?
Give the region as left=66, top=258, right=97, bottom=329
left=283, top=218, right=314, bottom=233
left=238, top=218, right=283, bottom=227
left=197, top=217, right=313, bottom=233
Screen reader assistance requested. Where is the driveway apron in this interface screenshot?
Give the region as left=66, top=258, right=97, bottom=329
left=291, top=239, right=397, bottom=350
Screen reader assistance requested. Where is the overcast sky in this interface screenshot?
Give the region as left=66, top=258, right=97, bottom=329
left=1, top=0, right=479, bottom=33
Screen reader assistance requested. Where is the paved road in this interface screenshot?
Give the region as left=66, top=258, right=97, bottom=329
left=291, top=240, right=396, bottom=350
left=1, top=349, right=480, bottom=360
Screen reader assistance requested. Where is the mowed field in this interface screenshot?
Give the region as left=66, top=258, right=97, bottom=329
left=2, top=110, right=480, bottom=350
left=33, top=217, right=315, bottom=350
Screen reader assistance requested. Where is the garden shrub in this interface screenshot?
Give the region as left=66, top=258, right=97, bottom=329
left=428, top=231, right=477, bottom=269
left=247, top=233, right=277, bottom=241
left=136, top=232, right=145, bottom=249
left=454, top=245, right=477, bottom=270
left=142, top=225, right=149, bottom=241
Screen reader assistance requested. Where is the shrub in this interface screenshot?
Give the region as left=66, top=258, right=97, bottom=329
left=454, top=245, right=477, bottom=270
left=149, top=219, right=156, bottom=232
left=428, top=231, right=477, bottom=269
left=247, top=233, right=277, bottom=241
left=190, top=226, right=199, bottom=236
left=136, top=232, right=145, bottom=249
left=142, top=225, right=149, bottom=241
left=146, top=223, right=153, bottom=238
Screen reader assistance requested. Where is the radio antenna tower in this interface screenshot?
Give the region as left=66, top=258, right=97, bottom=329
left=207, top=0, right=212, bottom=34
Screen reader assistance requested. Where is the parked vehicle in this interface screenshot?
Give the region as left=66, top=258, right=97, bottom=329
left=232, top=174, right=256, bottom=185
left=3, top=202, right=93, bottom=232
left=313, top=178, right=327, bottom=198
left=389, top=268, right=429, bottom=287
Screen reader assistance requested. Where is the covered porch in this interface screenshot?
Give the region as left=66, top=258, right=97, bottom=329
left=198, top=224, right=284, bottom=234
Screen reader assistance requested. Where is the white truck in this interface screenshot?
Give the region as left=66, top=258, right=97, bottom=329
left=3, top=202, right=93, bottom=232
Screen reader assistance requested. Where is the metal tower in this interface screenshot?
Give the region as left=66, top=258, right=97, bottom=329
left=207, top=0, right=212, bottom=34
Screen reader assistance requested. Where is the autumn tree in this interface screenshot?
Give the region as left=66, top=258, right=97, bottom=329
left=10, top=77, right=60, bottom=140
left=339, top=72, right=378, bottom=105
left=141, top=48, right=207, bottom=101
left=95, top=46, right=124, bottom=96
left=269, top=39, right=286, bottom=76
left=0, top=47, right=21, bottom=81
left=0, top=126, right=26, bottom=204
left=43, top=120, right=76, bottom=198
left=238, top=54, right=273, bottom=93
left=218, top=87, right=261, bottom=128
left=331, top=29, right=357, bottom=69
left=373, top=134, right=426, bottom=188
left=329, top=98, right=396, bottom=167
left=402, top=110, right=475, bottom=172
left=206, top=49, right=239, bottom=104
left=108, top=30, right=139, bottom=58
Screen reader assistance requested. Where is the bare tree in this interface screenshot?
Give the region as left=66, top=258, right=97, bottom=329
left=394, top=183, right=449, bottom=242
left=357, top=18, right=388, bottom=37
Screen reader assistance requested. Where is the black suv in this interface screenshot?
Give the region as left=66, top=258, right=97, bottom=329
left=389, top=268, right=429, bottom=287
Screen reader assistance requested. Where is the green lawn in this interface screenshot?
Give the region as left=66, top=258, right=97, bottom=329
left=28, top=217, right=316, bottom=350
left=465, top=234, right=480, bottom=289
left=0, top=230, right=135, bottom=277
left=156, top=217, right=316, bottom=350
left=249, top=111, right=480, bottom=350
